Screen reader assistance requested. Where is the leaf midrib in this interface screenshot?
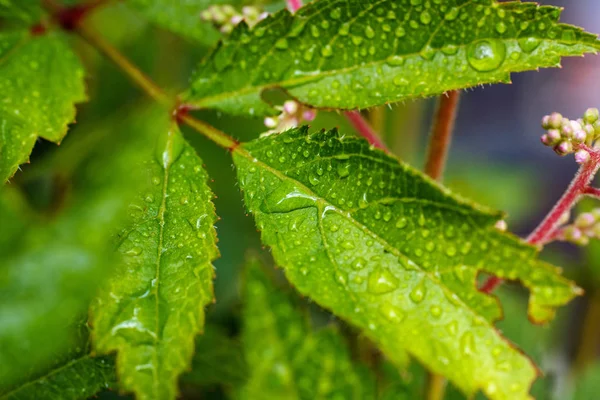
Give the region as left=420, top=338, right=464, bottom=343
left=235, top=145, right=496, bottom=330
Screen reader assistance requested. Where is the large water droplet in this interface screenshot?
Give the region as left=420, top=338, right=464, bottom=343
left=466, top=39, right=506, bottom=72
left=367, top=268, right=399, bottom=294
left=155, top=128, right=185, bottom=169
left=380, top=303, right=404, bottom=322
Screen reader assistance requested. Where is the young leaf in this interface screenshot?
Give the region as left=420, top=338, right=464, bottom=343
left=232, top=127, right=581, bottom=399
left=240, top=258, right=376, bottom=399
left=0, top=30, right=86, bottom=182
left=183, top=0, right=600, bottom=117
left=91, top=115, right=218, bottom=400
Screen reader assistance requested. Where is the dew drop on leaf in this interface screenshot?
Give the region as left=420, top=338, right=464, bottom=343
left=367, top=268, right=399, bottom=294
left=517, top=37, right=542, bottom=53
left=466, top=39, right=506, bottom=71
left=409, top=280, right=426, bottom=303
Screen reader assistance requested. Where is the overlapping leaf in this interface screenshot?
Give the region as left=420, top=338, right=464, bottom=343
left=233, top=127, right=581, bottom=399
left=240, top=258, right=376, bottom=399
left=0, top=30, right=86, bottom=182
left=0, top=117, right=145, bottom=391
left=91, top=114, right=218, bottom=400
left=183, top=0, right=600, bottom=117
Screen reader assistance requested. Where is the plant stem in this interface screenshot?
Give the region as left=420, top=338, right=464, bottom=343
left=422, top=91, right=461, bottom=400
left=76, top=24, right=173, bottom=107
left=345, top=111, right=389, bottom=152
left=424, top=91, right=461, bottom=180
left=481, top=153, right=600, bottom=294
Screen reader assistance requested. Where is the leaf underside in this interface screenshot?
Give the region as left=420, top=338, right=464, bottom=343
left=91, top=114, right=218, bottom=400
left=240, top=258, right=376, bottom=399
left=184, top=0, right=600, bottom=117
left=0, top=30, right=86, bottom=183
left=233, top=127, right=581, bottom=400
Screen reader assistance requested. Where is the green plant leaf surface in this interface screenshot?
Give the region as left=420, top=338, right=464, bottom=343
left=1, top=355, right=116, bottom=400
left=232, top=127, right=581, bottom=399
left=0, top=1, right=42, bottom=23
left=239, top=258, right=376, bottom=400
left=183, top=0, right=600, bottom=117
left=91, top=116, right=218, bottom=400
left=181, top=326, right=248, bottom=388
left=0, top=30, right=86, bottom=182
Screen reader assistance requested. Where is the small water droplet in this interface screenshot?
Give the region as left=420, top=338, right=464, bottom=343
left=337, top=164, right=350, bottom=178
left=309, top=175, right=320, bottom=186
left=126, top=246, right=143, bottom=256
left=517, top=37, right=541, bottom=53
left=365, top=26, right=375, bottom=39
left=420, top=10, right=432, bottom=25
left=409, top=281, right=426, bottom=303
left=352, top=257, right=367, bottom=270
left=460, top=331, right=476, bottom=355
left=367, top=268, right=399, bottom=294
left=380, top=304, right=404, bottom=322
left=430, top=305, right=442, bottom=317
left=396, top=218, right=408, bottom=228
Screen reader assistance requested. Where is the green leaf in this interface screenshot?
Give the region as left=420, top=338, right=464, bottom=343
left=91, top=114, right=218, bottom=400
left=1, top=355, right=116, bottom=400
left=232, top=127, right=581, bottom=399
left=240, top=257, right=376, bottom=399
left=0, top=119, right=143, bottom=391
left=0, top=1, right=42, bottom=24
left=0, top=30, right=86, bottom=182
left=181, top=326, right=248, bottom=388
left=183, top=0, right=600, bottom=117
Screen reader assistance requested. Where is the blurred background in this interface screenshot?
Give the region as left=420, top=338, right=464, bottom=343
left=3, top=0, right=600, bottom=398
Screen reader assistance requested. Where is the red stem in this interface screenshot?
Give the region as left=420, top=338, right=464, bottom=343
left=345, top=111, right=389, bottom=152
left=584, top=186, right=600, bottom=199
left=481, top=152, right=600, bottom=294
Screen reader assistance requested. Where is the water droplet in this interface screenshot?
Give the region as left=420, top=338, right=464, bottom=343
left=330, top=8, right=341, bottom=20
left=393, top=75, right=408, bottom=87
left=179, top=196, right=189, bottom=205
left=337, top=164, right=350, bottom=178
left=358, top=198, right=368, bottom=209
left=430, top=306, right=442, bottom=317
left=396, top=218, right=408, bottom=228
left=329, top=224, right=340, bottom=232
left=420, top=10, right=432, bottom=25
left=383, top=209, right=392, bottom=222
left=365, top=26, right=375, bottom=39
left=351, top=35, right=363, bottom=45
left=425, top=241, right=435, bottom=252
left=155, top=128, right=185, bottom=169
left=151, top=176, right=161, bottom=185
left=446, top=321, right=458, bottom=336
left=409, top=281, right=426, bottom=303
left=395, top=26, right=406, bottom=38
left=495, top=22, right=507, bottom=34
left=380, top=304, right=404, bottom=322
left=275, top=38, right=288, bottom=50
left=310, top=25, right=320, bottom=38
left=321, top=45, right=333, bottom=57
left=126, top=246, right=143, bottom=256
left=445, top=7, right=459, bottom=20
left=460, top=331, right=476, bottom=355
left=445, top=246, right=457, bottom=257
left=517, top=37, right=541, bottom=53
left=145, top=194, right=154, bottom=203
left=352, top=257, right=367, bottom=270
left=338, top=22, right=350, bottom=36
left=341, top=241, right=355, bottom=250
left=367, top=268, right=399, bottom=294
left=466, top=39, right=506, bottom=72
left=309, top=175, right=320, bottom=186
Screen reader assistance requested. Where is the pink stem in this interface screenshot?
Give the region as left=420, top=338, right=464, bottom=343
left=345, top=111, right=389, bottom=152
left=481, top=152, right=600, bottom=294
left=287, top=0, right=303, bottom=12
left=584, top=186, right=600, bottom=199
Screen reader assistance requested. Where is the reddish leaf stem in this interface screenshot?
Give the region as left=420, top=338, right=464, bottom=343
left=345, top=111, right=389, bottom=152
left=424, top=91, right=461, bottom=180
left=481, top=150, right=600, bottom=294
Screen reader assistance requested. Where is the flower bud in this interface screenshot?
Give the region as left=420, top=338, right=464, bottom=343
left=554, top=141, right=573, bottom=156
left=561, top=122, right=574, bottom=139
left=576, top=212, right=596, bottom=228
left=200, top=9, right=212, bottom=21
left=558, top=211, right=571, bottom=225
left=548, top=112, right=563, bottom=129
left=545, top=129, right=561, bottom=145
left=564, top=226, right=583, bottom=242
left=222, top=5, right=237, bottom=16
left=594, top=121, right=600, bottom=135
left=230, top=15, right=243, bottom=25
left=575, top=149, right=590, bottom=164
left=495, top=220, right=507, bottom=231
left=283, top=100, right=298, bottom=115
left=542, top=115, right=551, bottom=129
left=584, top=108, right=599, bottom=124
left=302, top=109, right=317, bottom=121
left=264, top=117, right=277, bottom=128
left=571, top=120, right=583, bottom=132
left=242, top=6, right=259, bottom=18
left=573, top=130, right=587, bottom=144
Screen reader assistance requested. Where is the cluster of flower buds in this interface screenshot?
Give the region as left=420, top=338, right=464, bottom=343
left=559, top=210, right=600, bottom=246
left=262, top=100, right=317, bottom=135
left=200, top=5, right=268, bottom=34
left=540, top=108, right=600, bottom=163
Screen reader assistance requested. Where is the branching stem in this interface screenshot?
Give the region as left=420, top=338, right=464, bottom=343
left=481, top=150, right=600, bottom=294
